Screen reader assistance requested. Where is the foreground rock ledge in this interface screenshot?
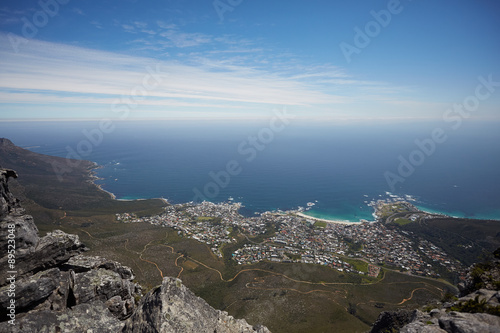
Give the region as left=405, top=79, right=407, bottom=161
left=123, top=276, right=270, bottom=333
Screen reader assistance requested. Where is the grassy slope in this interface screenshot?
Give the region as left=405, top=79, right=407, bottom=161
left=399, top=217, right=500, bottom=266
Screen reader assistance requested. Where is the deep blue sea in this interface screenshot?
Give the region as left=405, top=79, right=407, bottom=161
left=1, top=119, right=499, bottom=221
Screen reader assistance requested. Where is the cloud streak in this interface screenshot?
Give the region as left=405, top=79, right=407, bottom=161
left=0, top=33, right=353, bottom=118
left=0, top=26, right=435, bottom=120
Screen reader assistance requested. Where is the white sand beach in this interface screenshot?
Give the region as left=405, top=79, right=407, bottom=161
left=295, top=212, right=362, bottom=225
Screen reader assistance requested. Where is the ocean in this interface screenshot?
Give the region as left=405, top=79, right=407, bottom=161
left=1, top=119, right=500, bottom=221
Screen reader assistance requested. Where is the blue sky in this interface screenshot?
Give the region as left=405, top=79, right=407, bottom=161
left=0, top=0, right=499, bottom=120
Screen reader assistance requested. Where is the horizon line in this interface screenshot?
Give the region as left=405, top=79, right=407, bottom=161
left=1, top=116, right=499, bottom=122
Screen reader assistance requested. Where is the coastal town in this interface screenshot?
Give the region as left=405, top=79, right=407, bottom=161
left=116, top=199, right=467, bottom=281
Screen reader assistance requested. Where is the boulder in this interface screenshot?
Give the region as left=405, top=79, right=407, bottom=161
left=370, top=309, right=416, bottom=333
left=439, top=311, right=500, bottom=333
left=123, top=277, right=271, bottom=333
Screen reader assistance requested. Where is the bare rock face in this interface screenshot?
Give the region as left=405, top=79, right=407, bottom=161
left=0, top=168, right=21, bottom=218
left=0, top=268, right=60, bottom=312
left=0, top=169, right=86, bottom=285
left=397, top=309, right=500, bottom=333
left=0, top=168, right=140, bottom=330
left=123, top=277, right=271, bottom=333
left=4, top=301, right=125, bottom=333
left=369, top=309, right=415, bottom=333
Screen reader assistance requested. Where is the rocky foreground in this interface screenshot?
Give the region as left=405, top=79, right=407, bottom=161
left=370, top=253, right=500, bottom=332
left=0, top=168, right=269, bottom=333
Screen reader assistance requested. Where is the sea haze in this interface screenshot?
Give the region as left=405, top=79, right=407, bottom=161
left=1, top=119, right=500, bottom=221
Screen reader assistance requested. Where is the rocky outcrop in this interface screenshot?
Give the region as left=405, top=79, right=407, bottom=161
left=0, top=168, right=86, bottom=285
left=0, top=168, right=21, bottom=218
left=0, top=168, right=270, bottom=332
left=123, top=276, right=270, bottom=333
left=4, top=301, right=125, bottom=333
left=398, top=309, right=500, bottom=333
left=371, top=254, right=500, bottom=333
left=369, top=309, right=415, bottom=333
left=371, top=308, right=500, bottom=333
left=458, top=257, right=500, bottom=296
left=0, top=168, right=140, bottom=331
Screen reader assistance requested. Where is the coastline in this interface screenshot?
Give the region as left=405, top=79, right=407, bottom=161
left=88, top=163, right=169, bottom=204
left=96, top=183, right=117, bottom=200
left=89, top=169, right=364, bottom=222
left=88, top=164, right=367, bottom=221
left=415, top=204, right=500, bottom=221
left=87, top=163, right=117, bottom=200
left=85, top=163, right=499, bottom=222
left=294, top=212, right=365, bottom=225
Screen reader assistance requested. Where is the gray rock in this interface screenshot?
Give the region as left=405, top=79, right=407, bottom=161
left=44, top=270, right=73, bottom=311
left=31, top=230, right=86, bottom=269
left=0, top=168, right=21, bottom=218
left=71, top=267, right=139, bottom=319
left=429, top=309, right=442, bottom=318
left=398, top=310, right=445, bottom=333
left=457, top=289, right=500, bottom=307
left=106, top=295, right=135, bottom=320
left=123, top=277, right=270, bottom=333
left=67, top=254, right=135, bottom=280
left=401, top=322, right=447, bottom=333
left=0, top=268, right=60, bottom=313
left=370, top=309, right=416, bottom=333
left=0, top=214, right=38, bottom=254
left=394, top=302, right=500, bottom=333
left=0, top=217, right=85, bottom=286
left=0, top=300, right=124, bottom=333
left=439, top=311, right=500, bottom=333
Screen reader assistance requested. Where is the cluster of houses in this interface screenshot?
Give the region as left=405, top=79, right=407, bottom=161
left=116, top=201, right=267, bottom=257
left=116, top=201, right=466, bottom=280
left=232, top=243, right=367, bottom=276
left=337, top=223, right=465, bottom=278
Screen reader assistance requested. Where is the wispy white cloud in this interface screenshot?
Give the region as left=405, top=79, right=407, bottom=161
left=133, top=21, right=148, bottom=29
left=0, top=90, right=249, bottom=110
left=90, top=20, right=103, bottom=29
left=0, top=7, right=29, bottom=25
left=0, top=33, right=351, bottom=118
left=141, top=29, right=156, bottom=35
left=158, top=29, right=211, bottom=48
left=122, top=21, right=215, bottom=49
left=72, top=7, right=85, bottom=16
left=122, top=24, right=136, bottom=32
left=0, top=29, right=427, bottom=120
left=157, top=21, right=177, bottom=30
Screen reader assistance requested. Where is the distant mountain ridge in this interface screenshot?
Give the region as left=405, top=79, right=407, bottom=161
left=0, top=137, right=165, bottom=217
left=0, top=137, right=102, bottom=210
